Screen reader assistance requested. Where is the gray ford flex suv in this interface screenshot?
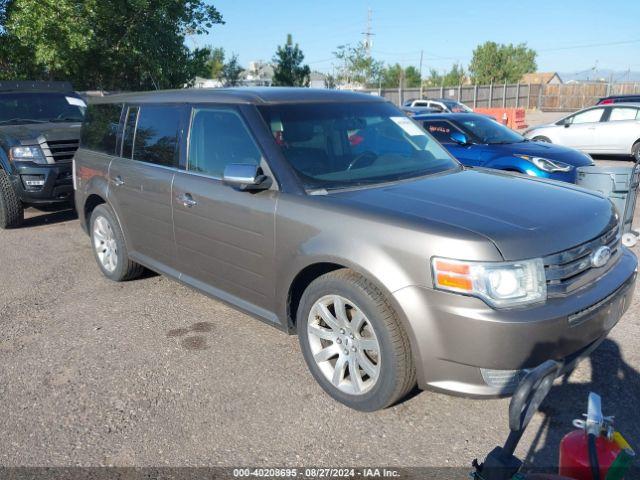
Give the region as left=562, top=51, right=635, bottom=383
left=74, top=88, right=637, bottom=411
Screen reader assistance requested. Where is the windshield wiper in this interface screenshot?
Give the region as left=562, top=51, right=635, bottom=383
left=0, top=118, right=49, bottom=125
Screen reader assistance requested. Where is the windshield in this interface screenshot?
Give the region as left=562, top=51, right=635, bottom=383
left=455, top=115, right=525, bottom=144
left=0, top=92, right=86, bottom=125
left=443, top=100, right=472, bottom=113
left=258, top=102, right=459, bottom=190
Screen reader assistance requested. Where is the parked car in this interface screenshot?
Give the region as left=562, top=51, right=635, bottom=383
left=403, top=98, right=473, bottom=113
left=401, top=105, right=438, bottom=117
left=523, top=103, right=640, bottom=157
left=0, top=81, right=85, bottom=228
left=74, top=88, right=637, bottom=411
left=597, top=94, right=640, bottom=105
left=414, top=113, right=594, bottom=183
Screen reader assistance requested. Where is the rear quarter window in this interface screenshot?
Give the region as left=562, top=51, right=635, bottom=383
left=80, top=103, right=123, bottom=155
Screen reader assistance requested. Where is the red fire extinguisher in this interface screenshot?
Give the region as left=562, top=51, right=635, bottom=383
left=559, top=392, right=635, bottom=479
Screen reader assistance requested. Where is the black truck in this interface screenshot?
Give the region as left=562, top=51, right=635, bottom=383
left=0, top=81, right=85, bottom=228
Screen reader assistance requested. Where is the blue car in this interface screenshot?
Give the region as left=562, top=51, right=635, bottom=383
left=412, top=113, right=594, bottom=183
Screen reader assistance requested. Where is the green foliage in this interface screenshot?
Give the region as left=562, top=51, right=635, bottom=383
left=221, top=53, right=243, bottom=87
left=0, top=0, right=224, bottom=90
left=423, top=63, right=466, bottom=87
left=323, top=74, right=336, bottom=89
left=333, top=42, right=383, bottom=87
left=468, top=41, right=536, bottom=84
left=380, top=64, right=421, bottom=88
left=272, top=34, right=310, bottom=87
left=204, top=46, right=226, bottom=80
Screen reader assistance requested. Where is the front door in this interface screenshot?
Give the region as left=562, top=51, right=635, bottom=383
left=172, top=106, right=278, bottom=319
left=108, top=104, right=183, bottom=271
left=558, top=107, right=606, bottom=151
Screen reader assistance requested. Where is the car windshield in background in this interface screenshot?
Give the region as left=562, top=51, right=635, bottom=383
left=456, top=115, right=525, bottom=144
left=0, top=92, right=86, bottom=124
left=258, top=102, right=459, bottom=190
left=443, top=101, right=472, bottom=113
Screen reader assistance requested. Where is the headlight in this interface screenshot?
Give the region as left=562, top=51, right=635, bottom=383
left=431, top=257, right=546, bottom=308
left=9, top=146, right=47, bottom=164
left=515, top=154, right=572, bottom=173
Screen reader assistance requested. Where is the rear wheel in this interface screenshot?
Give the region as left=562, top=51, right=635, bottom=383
left=90, top=204, right=144, bottom=281
left=533, top=136, right=551, bottom=143
left=297, top=269, right=416, bottom=411
left=632, top=141, right=640, bottom=160
left=0, top=169, right=24, bottom=229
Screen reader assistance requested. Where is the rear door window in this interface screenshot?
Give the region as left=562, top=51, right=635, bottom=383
left=132, top=105, right=181, bottom=167
left=608, top=107, right=640, bottom=122
left=187, top=107, right=262, bottom=178
left=81, top=103, right=122, bottom=155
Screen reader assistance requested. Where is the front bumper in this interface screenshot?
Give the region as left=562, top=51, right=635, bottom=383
left=393, top=248, right=637, bottom=396
left=10, top=161, right=74, bottom=204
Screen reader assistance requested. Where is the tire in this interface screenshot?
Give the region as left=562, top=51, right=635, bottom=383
left=632, top=141, right=640, bottom=160
left=0, top=169, right=24, bottom=229
left=297, top=269, right=416, bottom=411
left=89, top=204, right=144, bottom=281
left=533, top=136, right=551, bottom=143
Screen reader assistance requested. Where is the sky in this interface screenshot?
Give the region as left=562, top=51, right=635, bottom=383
left=195, top=0, right=640, bottom=79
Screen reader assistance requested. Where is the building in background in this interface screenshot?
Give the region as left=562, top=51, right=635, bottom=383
left=520, top=72, right=563, bottom=85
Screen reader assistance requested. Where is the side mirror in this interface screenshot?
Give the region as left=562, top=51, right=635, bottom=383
left=222, top=163, right=271, bottom=191
left=450, top=131, right=469, bottom=146
left=564, top=123, right=571, bottom=128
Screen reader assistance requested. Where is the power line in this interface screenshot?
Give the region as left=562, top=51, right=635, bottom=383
left=538, top=38, right=640, bottom=53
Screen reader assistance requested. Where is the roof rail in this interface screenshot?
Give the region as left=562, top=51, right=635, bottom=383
left=0, top=80, right=74, bottom=92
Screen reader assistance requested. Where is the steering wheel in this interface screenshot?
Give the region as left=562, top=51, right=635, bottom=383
left=347, top=151, right=378, bottom=171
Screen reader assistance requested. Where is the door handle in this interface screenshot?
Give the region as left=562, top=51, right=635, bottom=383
left=176, top=193, right=197, bottom=208
left=113, top=176, right=125, bottom=187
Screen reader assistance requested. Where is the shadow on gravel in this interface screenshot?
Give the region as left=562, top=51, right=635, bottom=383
left=22, top=207, right=77, bottom=228
left=167, top=322, right=215, bottom=351
left=523, top=339, right=640, bottom=470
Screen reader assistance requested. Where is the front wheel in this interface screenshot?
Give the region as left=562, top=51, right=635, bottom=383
left=532, top=136, right=551, bottom=143
left=0, top=169, right=24, bottom=229
left=297, top=269, right=416, bottom=411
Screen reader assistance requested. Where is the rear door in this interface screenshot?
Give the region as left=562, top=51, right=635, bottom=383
left=171, top=105, right=278, bottom=319
left=596, top=106, right=640, bottom=154
left=108, top=104, right=185, bottom=271
left=557, top=107, right=606, bottom=151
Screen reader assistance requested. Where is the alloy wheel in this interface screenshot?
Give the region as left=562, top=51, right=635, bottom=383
left=93, top=215, right=118, bottom=273
left=307, top=295, right=381, bottom=395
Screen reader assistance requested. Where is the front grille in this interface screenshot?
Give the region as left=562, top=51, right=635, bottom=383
left=38, top=138, right=80, bottom=163
left=544, top=224, right=621, bottom=297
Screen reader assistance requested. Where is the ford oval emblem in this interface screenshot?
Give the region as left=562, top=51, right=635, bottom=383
left=591, top=246, right=612, bottom=268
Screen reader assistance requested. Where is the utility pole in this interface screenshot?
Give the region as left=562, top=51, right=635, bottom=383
left=362, top=8, right=374, bottom=57
left=419, top=50, right=424, bottom=99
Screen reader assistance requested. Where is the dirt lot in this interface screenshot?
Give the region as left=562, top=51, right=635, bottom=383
left=1, top=159, right=638, bottom=472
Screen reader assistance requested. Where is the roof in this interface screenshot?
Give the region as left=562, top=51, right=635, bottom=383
left=520, top=72, right=562, bottom=84
left=0, top=80, right=74, bottom=93
left=90, top=87, right=386, bottom=105
left=411, top=112, right=485, bottom=121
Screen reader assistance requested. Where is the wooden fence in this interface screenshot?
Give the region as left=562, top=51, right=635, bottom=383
left=361, top=82, right=640, bottom=112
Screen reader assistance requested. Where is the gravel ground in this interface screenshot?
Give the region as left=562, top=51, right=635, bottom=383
left=0, top=159, right=638, bottom=471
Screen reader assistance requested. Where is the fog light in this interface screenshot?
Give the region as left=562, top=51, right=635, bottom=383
left=22, top=175, right=45, bottom=188
left=481, top=368, right=528, bottom=391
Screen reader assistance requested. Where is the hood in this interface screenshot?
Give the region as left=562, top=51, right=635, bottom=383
left=331, top=169, right=617, bottom=261
left=0, top=122, right=82, bottom=144
left=487, top=141, right=593, bottom=167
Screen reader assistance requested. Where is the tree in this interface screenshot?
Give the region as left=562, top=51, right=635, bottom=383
left=380, top=64, right=420, bottom=88
left=468, top=41, right=537, bottom=84
left=272, top=34, right=310, bottom=87
left=204, top=46, right=226, bottom=80
left=0, top=0, right=224, bottom=90
left=324, top=74, right=336, bottom=89
left=221, top=53, right=243, bottom=87
left=333, top=42, right=383, bottom=87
